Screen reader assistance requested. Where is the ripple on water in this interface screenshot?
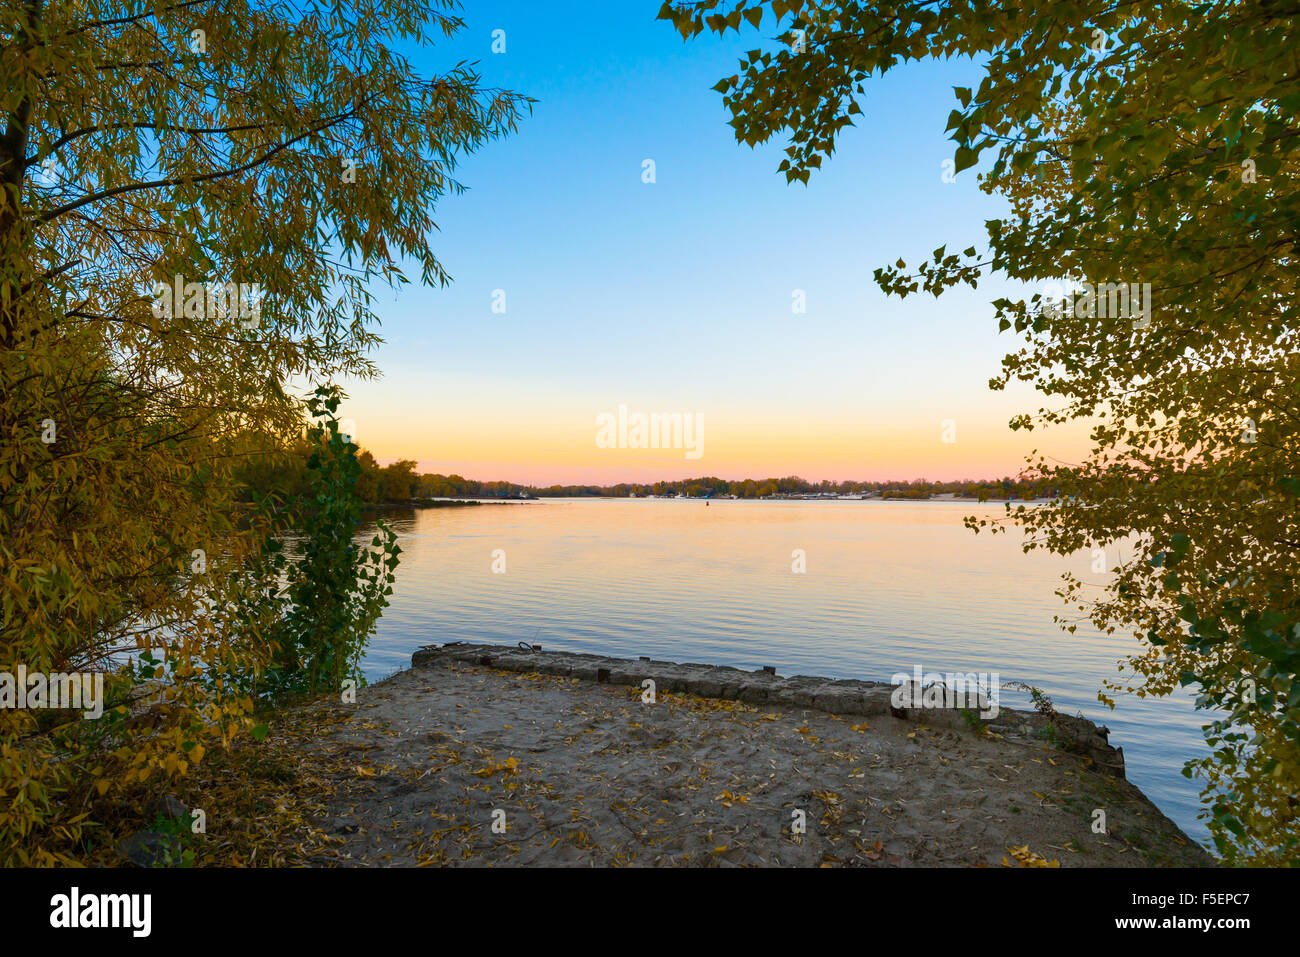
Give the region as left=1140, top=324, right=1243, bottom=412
left=356, top=499, right=1216, bottom=847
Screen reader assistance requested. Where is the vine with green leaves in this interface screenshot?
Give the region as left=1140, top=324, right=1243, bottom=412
left=259, top=386, right=401, bottom=702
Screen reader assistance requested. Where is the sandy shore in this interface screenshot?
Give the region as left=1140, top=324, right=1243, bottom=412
left=286, top=645, right=1211, bottom=867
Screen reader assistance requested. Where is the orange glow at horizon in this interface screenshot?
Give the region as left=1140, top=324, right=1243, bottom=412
left=339, top=397, right=1095, bottom=486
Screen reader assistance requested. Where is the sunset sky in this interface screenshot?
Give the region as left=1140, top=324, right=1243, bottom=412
left=336, top=0, right=1093, bottom=485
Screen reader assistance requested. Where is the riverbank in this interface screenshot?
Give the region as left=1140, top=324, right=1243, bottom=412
left=262, top=644, right=1209, bottom=867
left=361, top=498, right=533, bottom=510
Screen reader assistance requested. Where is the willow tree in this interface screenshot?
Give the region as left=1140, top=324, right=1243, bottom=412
left=662, top=0, right=1300, bottom=863
left=0, top=0, right=527, bottom=864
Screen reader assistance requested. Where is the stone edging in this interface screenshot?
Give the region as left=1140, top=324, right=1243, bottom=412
left=410, top=642, right=1125, bottom=777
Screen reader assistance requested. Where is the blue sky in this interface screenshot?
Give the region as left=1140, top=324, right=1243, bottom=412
left=341, top=1, right=1088, bottom=484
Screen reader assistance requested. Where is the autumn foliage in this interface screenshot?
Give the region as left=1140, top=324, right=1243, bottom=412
left=0, top=0, right=524, bottom=865
left=665, top=0, right=1300, bottom=862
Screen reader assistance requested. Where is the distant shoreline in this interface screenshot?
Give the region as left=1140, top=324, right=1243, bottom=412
left=362, top=499, right=531, bottom=509
left=487, top=495, right=1052, bottom=504
left=360, top=495, right=1055, bottom=509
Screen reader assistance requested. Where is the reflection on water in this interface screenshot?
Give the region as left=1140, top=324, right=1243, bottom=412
left=357, top=498, right=1211, bottom=846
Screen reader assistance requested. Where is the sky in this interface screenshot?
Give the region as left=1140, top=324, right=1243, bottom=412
left=336, top=0, right=1093, bottom=485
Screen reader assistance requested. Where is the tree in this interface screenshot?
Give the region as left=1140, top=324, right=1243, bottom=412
left=663, top=0, right=1300, bottom=862
left=355, top=450, right=382, bottom=504
left=378, top=459, right=419, bottom=502
left=261, top=387, right=399, bottom=699
left=0, top=0, right=526, bottom=864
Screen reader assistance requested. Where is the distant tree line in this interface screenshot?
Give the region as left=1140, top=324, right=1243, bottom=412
left=237, top=447, right=1055, bottom=504
left=534, top=475, right=1056, bottom=500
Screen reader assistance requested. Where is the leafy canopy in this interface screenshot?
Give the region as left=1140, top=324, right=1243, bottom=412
left=0, top=0, right=526, bottom=864
left=662, top=0, right=1300, bottom=863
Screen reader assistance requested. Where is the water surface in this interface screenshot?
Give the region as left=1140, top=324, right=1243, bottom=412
left=358, top=498, right=1212, bottom=846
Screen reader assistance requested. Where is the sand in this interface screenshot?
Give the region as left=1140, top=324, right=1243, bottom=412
left=289, top=646, right=1212, bottom=867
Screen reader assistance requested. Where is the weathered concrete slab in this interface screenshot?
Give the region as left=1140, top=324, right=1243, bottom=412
left=412, top=642, right=1125, bottom=777
left=285, top=651, right=1211, bottom=866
